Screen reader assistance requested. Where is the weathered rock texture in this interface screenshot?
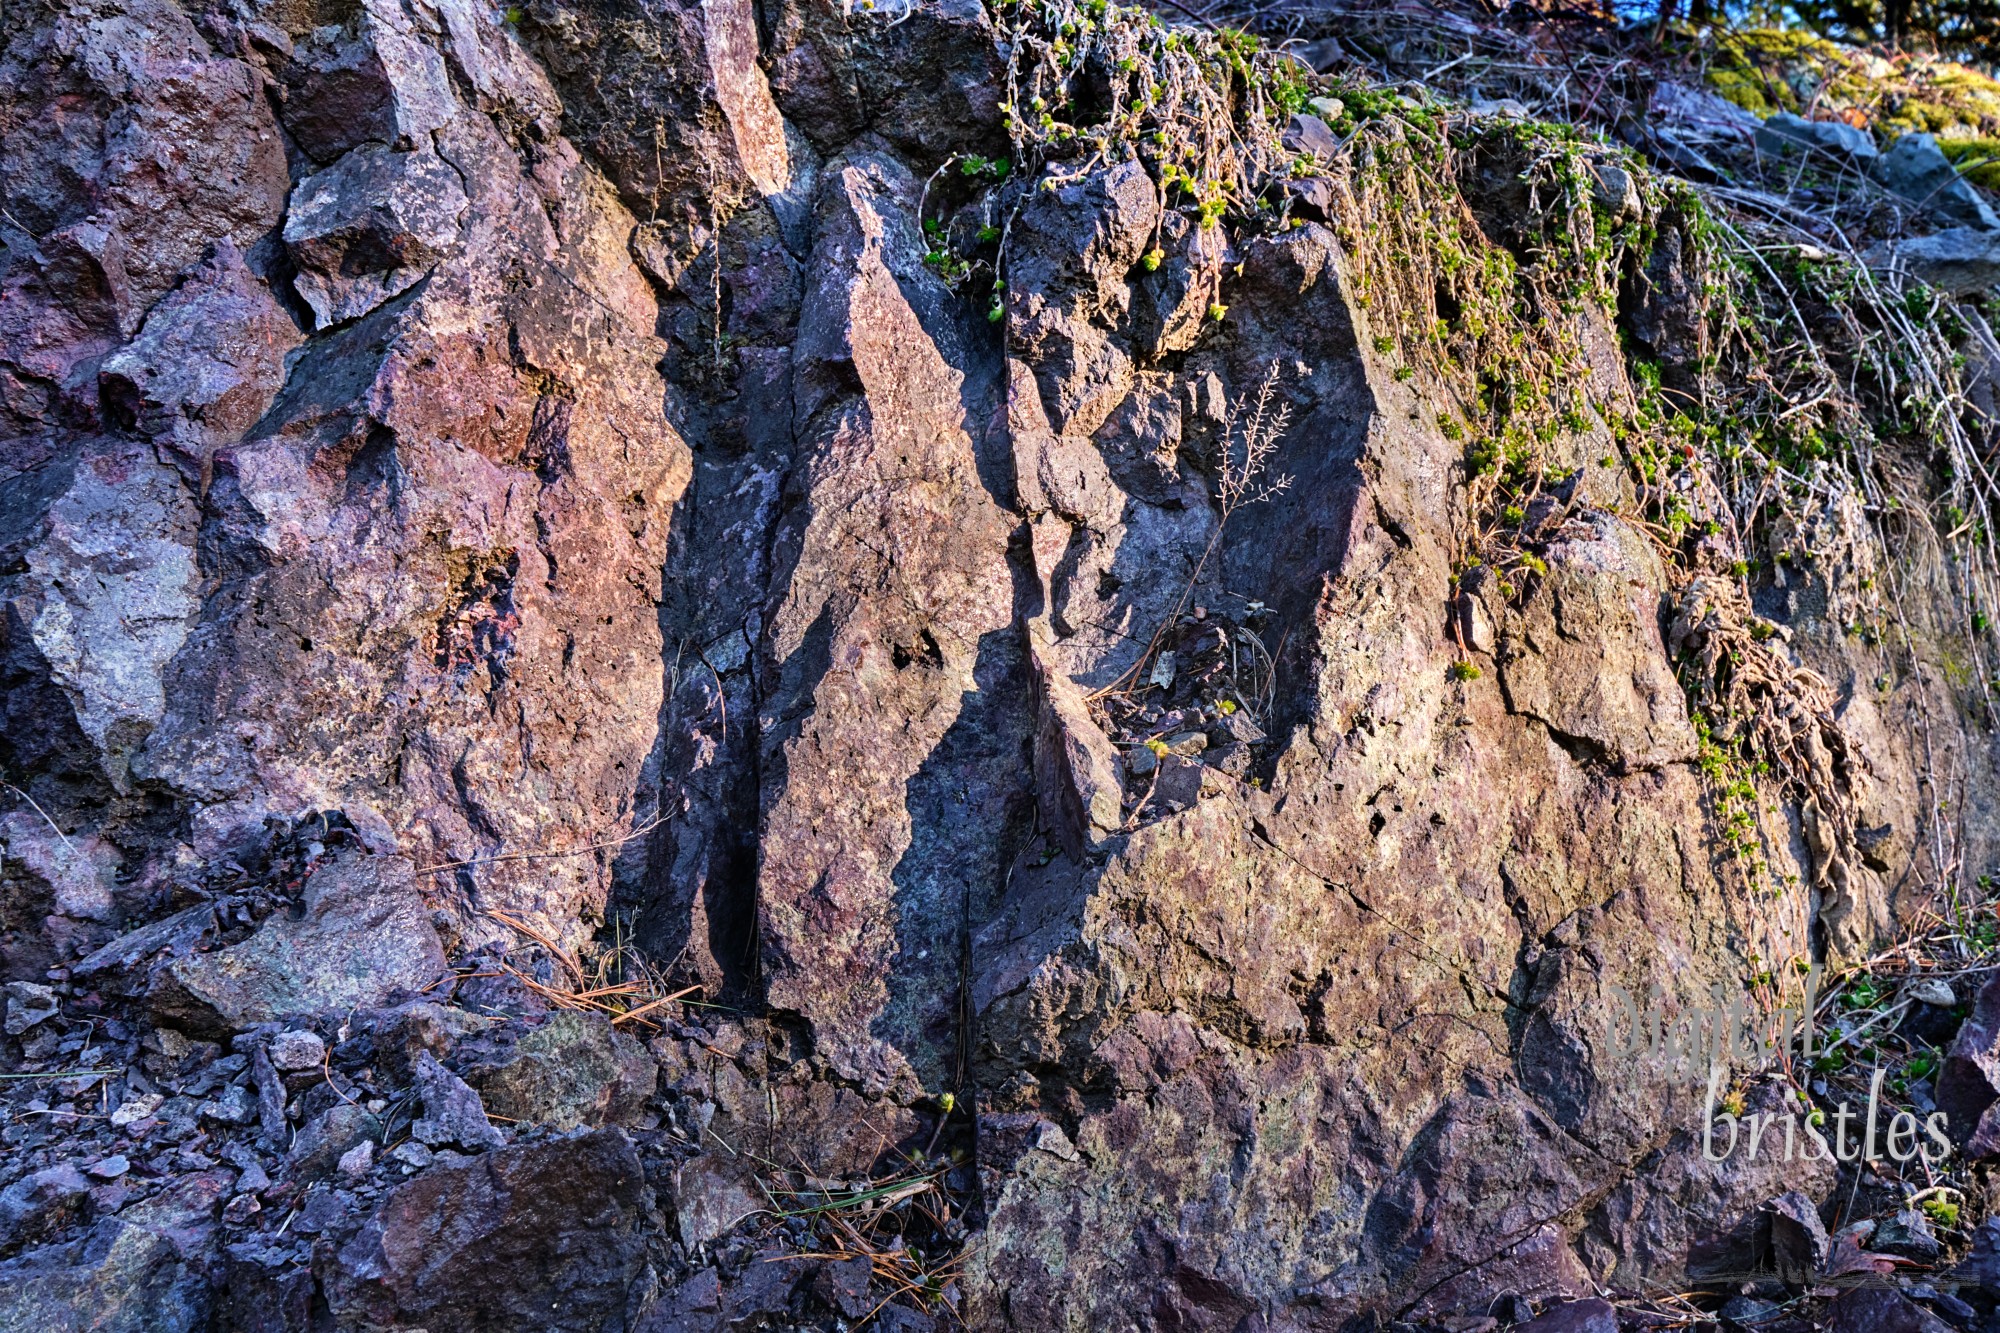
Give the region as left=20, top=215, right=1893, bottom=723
left=0, top=0, right=1992, bottom=1327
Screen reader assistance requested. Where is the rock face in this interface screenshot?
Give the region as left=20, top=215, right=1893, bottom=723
left=329, top=1129, right=649, bottom=1331
left=0, top=0, right=1992, bottom=1328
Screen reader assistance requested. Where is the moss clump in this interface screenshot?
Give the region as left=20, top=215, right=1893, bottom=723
left=1704, top=27, right=1876, bottom=118
left=1938, top=137, right=2000, bottom=188
left=1700, top=27, right=2000, bottom=149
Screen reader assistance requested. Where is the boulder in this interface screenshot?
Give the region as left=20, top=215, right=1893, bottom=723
left=149, top=853, right=446, bottom=1036
left=328, top=1129, right=648, bottom=1333
left=0, top=1220, right=207, bottom=1333
left=1756, top=111, right=1878, bottom=162
left=0, top=1171, right=231, bottom=1333
left=1871, top=133, right=2000, bottom=230
left=1948, top=1217, right=2000, bottom=1297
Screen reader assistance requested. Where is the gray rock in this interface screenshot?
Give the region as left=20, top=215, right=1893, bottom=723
left=1719, top=1293, right=1782, bottom=1326
left=410, top=1051, right=505, bottom=1151
left=1518, top=1297, right=1618, bottom=1333
left=1872, top=133, right=2000, bottom=230
left=1948, top=1217, right=2000, bottom=1295
left=1766, top=1190, right=1829, bottom=1285
left=268, top=1030, right=327, bottom=1072
left=328, top=1129, right=647, bottom=1332
left=1029, top=623, right=1126, bottom=859
left=1216, top=708, right=1266, bottom=745
left=283, top=144, right=470, bottom=327
left=197, top=1084, right=256, bottom=1128
left=1823, top=1286, right=1954, bottom=1333
left=1592, top=161, right=1643, bottom=225
left=1871, top=226, right=2000, bottom=294
left=1149, top=754, right=1206, bottom=811
left=86, top=1156, right=130, bottom=1181
left=250, top=1043, right=288, bottom=1143
left=0, top=1218, right=208, bottom=1333
left=457, top=1011, right=653, bottom=1132
left=388, top=1141, right=433, bottom=1170
left=337, top=1140, right=375, bottom=1178
left=4, top=981, right=58, bottom=1035
left=673, top=1155, right=764, bottom=1250
left=1908, top=978, right=1957, bottom=1007
left=287, top=1104, right=384, bottom=1182
left=0, top=1165, right=92, bottom=1253
left=1876, top=1206, right=1943, bottom=1261
left=149, top=852, right=446, bottom=1036
left=1756, top=110, right=1878, bottom=162
left=1281, top=112, right=1339, bottom=161
left=1937, top=971, right=2000, bottom=1156
left=1924, top=1288, right=1979, bottom=1326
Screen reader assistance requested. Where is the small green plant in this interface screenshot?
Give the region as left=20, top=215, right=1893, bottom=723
left=1448, top=660, right=1481, bottom=682
left=1922, top=1197, right=1961, bottom=1228
left=1842, top=975, right=1886, bottom=1009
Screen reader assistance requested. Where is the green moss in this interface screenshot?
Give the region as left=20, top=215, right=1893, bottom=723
left=1700, top=26, right=2000, bottom=147
left=1938, top=137, right=2000, bottom=188
left=1703, top=28, right=1868, bottom=118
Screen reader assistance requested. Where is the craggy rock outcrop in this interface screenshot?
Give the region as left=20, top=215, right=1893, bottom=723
left=0, top=0, right=1993, bottom=1328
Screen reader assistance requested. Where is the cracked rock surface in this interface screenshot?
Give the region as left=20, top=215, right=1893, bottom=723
left=0, top=0, right=1995, bottom=1328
